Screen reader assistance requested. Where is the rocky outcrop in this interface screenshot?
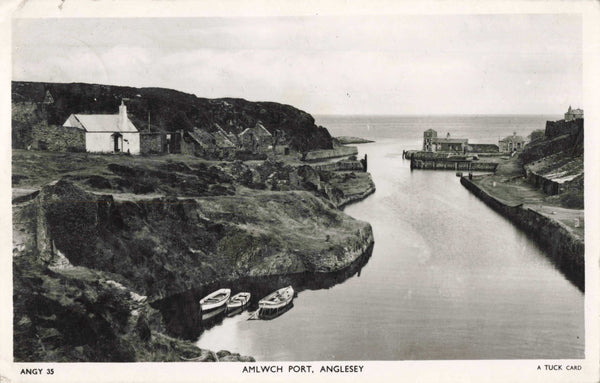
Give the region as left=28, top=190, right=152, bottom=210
left=519, top=118, right=583, bottom=208
left=13, top=251, right=255, bottom=362
left=16, top=179, right=372, bottom=300
left=12, top=81, right=333, bottom=152
left=12, top=149, right=376, bottom=362
left=335, top=136, right=374, bottom=144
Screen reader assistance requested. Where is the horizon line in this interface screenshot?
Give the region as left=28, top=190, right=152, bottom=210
left=313, top=113, right=565, bottom=117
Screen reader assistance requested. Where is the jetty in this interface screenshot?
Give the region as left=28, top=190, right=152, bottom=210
left=408, top=152, right=498, bottom=172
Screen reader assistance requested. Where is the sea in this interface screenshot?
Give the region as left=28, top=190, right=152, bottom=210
left=195, top=115, right=584, bottom=360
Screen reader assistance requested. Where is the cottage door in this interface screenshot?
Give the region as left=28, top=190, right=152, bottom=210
left=113, top=133, right=122, bottom=152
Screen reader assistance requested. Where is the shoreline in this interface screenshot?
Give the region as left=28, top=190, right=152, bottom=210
left=460, top=175, right=584, bottom=292
left=12, top=150, right=377, bottom=362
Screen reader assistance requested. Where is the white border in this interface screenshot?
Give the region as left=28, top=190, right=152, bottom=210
left=1, top=1, right=599, bottom=382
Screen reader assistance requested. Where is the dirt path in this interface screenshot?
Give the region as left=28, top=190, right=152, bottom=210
left=471, top=175, right=584, bottom=238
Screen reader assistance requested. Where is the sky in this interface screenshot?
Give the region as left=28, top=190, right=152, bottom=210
left=12, top=15, right=582, bottom=115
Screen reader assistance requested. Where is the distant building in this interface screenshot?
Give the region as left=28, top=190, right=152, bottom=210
left=42, top=90, right=54, bottom=105
left=62, top=100, right=140, bottom=154
left=238, top=122, right=272, bottom=152
left=498, top=132, right=525, bottom=153
left=564, top=106, right=583, bottom=121
left=212, top=124, right=236, bottom=150
left=181, top=128, right=217, bottom=156
left=423, top=129, right=437, bottom=151
left=422, top=129, right=468, bottom=153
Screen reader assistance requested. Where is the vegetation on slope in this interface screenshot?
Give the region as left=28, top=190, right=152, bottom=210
left=12, top=81, right=333, bottom=152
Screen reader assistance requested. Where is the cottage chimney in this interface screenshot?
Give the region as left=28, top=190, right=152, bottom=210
left=118, top=100, right=127, bottom=131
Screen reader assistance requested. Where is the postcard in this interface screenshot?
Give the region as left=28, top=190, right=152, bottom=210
left=2, top=1, right=599, bottom=382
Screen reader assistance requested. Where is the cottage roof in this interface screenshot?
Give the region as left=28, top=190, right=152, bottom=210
left=213, top=130, right=235, bottom=148
left=188, top=129, right=216, bottom=149
left=254, top=122, right=272, bottom=137
left=239, top=128, right=252, bottom=137
left=499, top=135, right=524, bottom=142
left=63, top=114, right=138, bottom=133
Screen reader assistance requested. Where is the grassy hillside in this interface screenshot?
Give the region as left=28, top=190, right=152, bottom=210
left=12, top=81, right=333, bottom=152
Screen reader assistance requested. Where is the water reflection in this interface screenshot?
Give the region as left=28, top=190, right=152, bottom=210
left=199, top=244, right=373, bottom=332
left=201, top=305, right=227, bottom=322
left=153, top=244, right=374, bottom=339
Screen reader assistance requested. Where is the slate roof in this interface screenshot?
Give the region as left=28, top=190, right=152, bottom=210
left=187, top=129, right=216, bottom=149
left=254, top=122, right=272, bottom=137
left=213, top=130, right=235, bottom=148
left=63, top=114, right=138, bottom=133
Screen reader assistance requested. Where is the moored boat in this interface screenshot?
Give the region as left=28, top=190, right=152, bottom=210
left=200, top=288, right=231, bottom=311
left=258, top=286, right=294, bottom=312
left=227, top=292, right=251, bottom=310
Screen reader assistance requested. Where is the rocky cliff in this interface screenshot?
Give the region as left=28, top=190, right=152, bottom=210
left=520, top=118, right=583, bottom=208
left=12, top=81, right=333, bottom=152
left=12, top=150, right=375, bottom=361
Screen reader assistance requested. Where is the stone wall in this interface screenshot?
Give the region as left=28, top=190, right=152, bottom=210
left=545, top=119, right=582, bottom=138
left=411, top=158, right=498, bottom=171
left=140, top=133, right=165, bottom=154
left=520, top=134, right=580, bottom=164
left=32, top=123, right=85, bottom=152
left=313, top=160, right=364, bottom=172
left=460, top=176, right=584, bottom=291
left=304, top=146, right=358, bottom=161
left=525, top=170, right=560, bottom=195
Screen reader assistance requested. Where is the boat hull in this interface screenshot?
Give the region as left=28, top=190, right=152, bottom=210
left=258, top=286, right=294, bottom=311
left=227, top=292, right=251, bottom=310
left=200, top=288, right=231, bottom=311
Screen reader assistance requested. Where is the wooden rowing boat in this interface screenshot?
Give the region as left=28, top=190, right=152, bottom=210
left=199, top=288, right=231, bottom=311
left=258, top=286, right=294, bottom=311
left=227, top=292, right=251, bottom=310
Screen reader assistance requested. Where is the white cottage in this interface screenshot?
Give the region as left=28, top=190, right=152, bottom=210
left=62, top=101, right=140, bottom=154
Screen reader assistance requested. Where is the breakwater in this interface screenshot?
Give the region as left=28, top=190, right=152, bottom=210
left=411, top=157, right=498, bottom=171
left=460, top=176, right=584, bottom=291
left=313, top=159, right=364, bottom=172
left=304, top=146, right=358, bottom=161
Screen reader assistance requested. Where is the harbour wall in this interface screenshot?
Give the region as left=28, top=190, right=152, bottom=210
left=313, top=159, right=364, bottom=172
left=460, top=176, right=584, bottom=291
left=304, top=145, right=358, bottom=161
left=411, top=158, right=498, bottom=171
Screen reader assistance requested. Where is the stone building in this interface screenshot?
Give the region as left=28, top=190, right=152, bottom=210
left=180, top=129, right=217, bottom=156
left=498, top=132, right=525, bottom=153
left=564, top=106, right=583, bottom=121
left=238, top=122, right=272, bottom=152
left=422, top=129, right=468, bottom=153
left=32, top=122, right=86, bottom=152
left=423, top=129, right=437, bottom=151
left=140, top=132, right=167, bottom=154
left=212, top=125, right=237, bottom=156
left=62, top=101, right=140, bottom=154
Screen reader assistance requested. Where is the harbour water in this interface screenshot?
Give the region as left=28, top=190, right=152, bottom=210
left=195, top=115, right=584, bottom=360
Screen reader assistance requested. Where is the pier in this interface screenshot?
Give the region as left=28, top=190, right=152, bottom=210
left=409, top=152, right=498, bottom=171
